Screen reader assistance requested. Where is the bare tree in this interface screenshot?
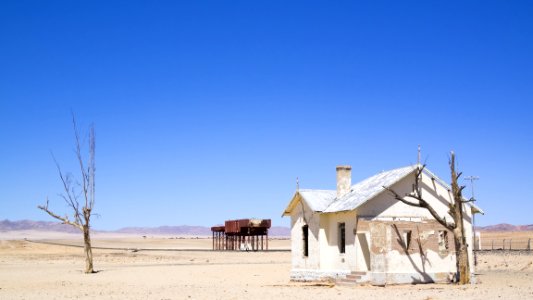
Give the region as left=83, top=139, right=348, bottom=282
left=383, top=151, right=471, bottom=284
left=38, top=116, right=96, bottom=274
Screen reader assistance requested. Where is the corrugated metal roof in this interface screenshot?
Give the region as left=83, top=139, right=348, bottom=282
left=289, top=164, right=483, bottom=215
left=323, top=165, right=417, bottom=213
left=298, top=189, right=337, bottom=212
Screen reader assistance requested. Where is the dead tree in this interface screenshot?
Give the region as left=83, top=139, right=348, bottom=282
left=383, top=151, right=471, bottom=284
left=38, top=116, right=96, bottom=274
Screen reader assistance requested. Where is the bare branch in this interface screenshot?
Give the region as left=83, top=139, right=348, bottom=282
left=51, top=153, right=84, bottom=225
left=37, top=204, right=83, bottom=231
left=72, top=114, right=90, bottom=213
left=383, top=164, right=455, bottom=231
left=88, top=124, right=95, bottom=210
left=409, top=164, right=427, bottom=200
left=383, top=186, right=423, bottom=208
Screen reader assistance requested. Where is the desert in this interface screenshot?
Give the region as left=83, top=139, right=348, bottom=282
left=1, top=231, right=532, bottom=300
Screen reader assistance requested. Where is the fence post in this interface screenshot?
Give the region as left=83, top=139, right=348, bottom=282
left=528, top=238, right=531, bottom=251
left=492, top=240, right=494, bottom=250
left=509, top=239, right=512, bottom=250
left=503, top=239, right=505, bottom=250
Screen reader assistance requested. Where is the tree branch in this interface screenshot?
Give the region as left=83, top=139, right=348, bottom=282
left=383, top=186, right=423, bottom=208
left=51, top=153, right=84, bottom=225
left=383, top=164, right=456, bottom=231
left=37, top=202, right=83, bottom=231
left=462, top=198, right=476, bottom=203
left=72, top=115, right=90, bottom=212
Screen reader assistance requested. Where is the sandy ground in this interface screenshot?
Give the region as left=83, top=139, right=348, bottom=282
left=1, top=232, right=532, bottom=300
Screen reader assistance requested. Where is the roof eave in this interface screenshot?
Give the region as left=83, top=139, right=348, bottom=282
left=281, top=191, right=300, bottom=217
left=471, top=202, right=485, bottom=215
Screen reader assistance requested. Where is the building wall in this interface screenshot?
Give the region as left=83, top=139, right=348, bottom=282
left=358, top=219, right=457, bottom=284
left=356, top=171, right=475, bottom=274
left=318, top=210, right=357, bottom=271
left=290, top=196, right=321, bottom=270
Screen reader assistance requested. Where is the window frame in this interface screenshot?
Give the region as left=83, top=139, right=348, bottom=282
left=302, top=225, right=309, bottom=257
left=338, top=222, right=346, bottom=254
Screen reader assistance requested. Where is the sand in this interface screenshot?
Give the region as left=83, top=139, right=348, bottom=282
left=0, top=231, right=532, bottom=299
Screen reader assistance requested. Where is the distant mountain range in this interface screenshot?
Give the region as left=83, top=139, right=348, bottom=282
left=0, top=219, right=291, bottom=236
left=0, top=219, right=80, bottom=233
left=3, top=219, right=531, bottom=236
left=476, top=223, right=533, bottom=232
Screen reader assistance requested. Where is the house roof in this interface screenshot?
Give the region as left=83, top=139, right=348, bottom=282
left=283, top=164, right=484, bottom=216
left=298, top=189, right=337, bottom=212
left=323, top=165, right=417, bottom=213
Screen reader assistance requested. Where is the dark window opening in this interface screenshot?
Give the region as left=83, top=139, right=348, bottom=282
left=302, top=225, right=309, bottom=257
left=403, top=230, right=412, bottom=250
left=339, top=223, right=346, bottom=254
left=438, top=230, right=449, bottom=251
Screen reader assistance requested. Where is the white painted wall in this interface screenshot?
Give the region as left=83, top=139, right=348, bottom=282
left=318, top=210, right=357, bottom=271
left=356, top=171, right=475, bottom=274
left=290, top=196, right=321, bottom=270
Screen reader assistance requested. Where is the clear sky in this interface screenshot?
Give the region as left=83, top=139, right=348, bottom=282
left=1, top=1, right=532, bottom=230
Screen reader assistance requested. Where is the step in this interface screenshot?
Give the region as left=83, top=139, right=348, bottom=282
left=336, top=272, right=368, bottom=286
left=345, top=274, right=362, bottom=280
left=336, top=279, right=359, bottom=286
left=350, top=271, right=366, bottom=276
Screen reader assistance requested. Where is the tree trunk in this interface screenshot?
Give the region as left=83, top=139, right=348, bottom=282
left=453, top=226, right=470, bottom=284
left=450, top=152, right=470, bottom=284
left=83, top=225, right=94, bottom=273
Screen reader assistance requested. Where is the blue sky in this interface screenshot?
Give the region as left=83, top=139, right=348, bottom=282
left=1, top=1, right=532, bottom=230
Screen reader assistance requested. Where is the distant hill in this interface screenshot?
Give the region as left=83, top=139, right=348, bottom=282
left=5, top=219, right=533, bottom=236
left=0, top=219, right=291, bottom=236
left=0, top=219, right=79, bottom=233
left=268, top=226, right=290, bottom=236
left=476, top=223, right=533, bottom=231
left=4, top=219, right=533, bottom=235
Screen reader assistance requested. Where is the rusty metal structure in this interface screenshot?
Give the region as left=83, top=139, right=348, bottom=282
left=211, top=219, right=271, bottom=251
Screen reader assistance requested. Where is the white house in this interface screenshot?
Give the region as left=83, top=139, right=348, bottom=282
left=282, top=164, right=483, bottom=285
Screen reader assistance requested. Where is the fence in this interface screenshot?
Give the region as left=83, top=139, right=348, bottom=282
left=480, top=238, right=532, bottom=251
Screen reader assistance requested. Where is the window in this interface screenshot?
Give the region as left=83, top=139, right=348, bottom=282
left=438, top=230, right=449, bottom=251
left=338, top=223, right=346, bottom=254
left=403, top=230, right=412, bottom=250
left=302, top=225, right=309, bottom=257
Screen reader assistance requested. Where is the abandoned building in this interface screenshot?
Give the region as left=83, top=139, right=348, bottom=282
left=282, top=164, right=483, bottom=285
left=211, top=219, right=271, bottom=251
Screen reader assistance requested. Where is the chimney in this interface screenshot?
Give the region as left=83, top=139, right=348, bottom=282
left=336, top=165, right=352, bottom=198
